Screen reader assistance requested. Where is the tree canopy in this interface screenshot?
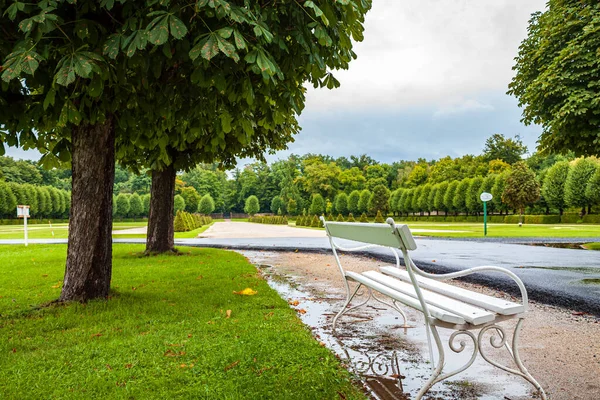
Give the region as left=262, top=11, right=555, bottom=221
left=509, top=2, right=600, bottom=156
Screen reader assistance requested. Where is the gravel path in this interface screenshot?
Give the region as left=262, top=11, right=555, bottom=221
left=255, top=251, right=600, bottom=400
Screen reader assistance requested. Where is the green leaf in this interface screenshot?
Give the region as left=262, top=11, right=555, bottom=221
left=4, top=2, right=24, bottom=21
left=100, top=0, right=115, bottom=10
left=55, top=58, right=76, bottom=86
left=217, top=27, right=233, bottom=38
left=88, top=75, right=104, bottom=98
left=73, top=55, right=93, bottom=78
left=0, top=142, right=5, bottom=156
left=196, top=0, right=209, bottom=7
left=201, top=34, right=219, bottom=61
left=168, top=15, right=188, bottom=39
left=103, top=34, right=121, bottom=59
left=233, top=30, right=246, bottom=50
left=43, top=88, right=56, bottom=110
left=220, top=111, right=232, bottom=133
left=18, top=17, right=34, bottom=33
left=58, top=100, right=81, bottom=126
left=147, top=15, right=169, bottom=45
left=216, top=36, right=239, bottom=62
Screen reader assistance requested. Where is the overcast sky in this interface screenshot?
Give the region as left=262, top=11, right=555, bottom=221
left=6, top=0, right=548, bottom=165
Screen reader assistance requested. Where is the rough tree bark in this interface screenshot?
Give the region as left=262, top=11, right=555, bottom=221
left=146, top=164, right=176, bottom=253
left=60, top=117, right=115, bottom=302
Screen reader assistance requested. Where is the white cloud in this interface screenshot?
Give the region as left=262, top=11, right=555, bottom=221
left=433, top=99, right=494, bottom=118
left=303, top=0, right=547, bottom=112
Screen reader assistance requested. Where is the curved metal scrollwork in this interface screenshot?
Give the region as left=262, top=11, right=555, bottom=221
left=432, top=330, right=478, bottom=385
left=343, top=348, right=401, bottom=378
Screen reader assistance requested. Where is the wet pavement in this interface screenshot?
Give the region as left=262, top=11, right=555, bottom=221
left=1, top=233, right=599, bottom=315
left=245, top=251, right=533, bottom=400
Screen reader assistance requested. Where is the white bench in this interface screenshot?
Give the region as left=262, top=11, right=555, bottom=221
left=321, top=217, right=547, bottom=400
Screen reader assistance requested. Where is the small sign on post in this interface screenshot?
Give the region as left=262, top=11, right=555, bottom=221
left=479, top=193, right=493, bottom=236
left=17, top=205, right=30, bottom=246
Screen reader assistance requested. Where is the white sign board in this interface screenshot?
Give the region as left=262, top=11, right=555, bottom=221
left=480, top=192, right=493, bottom=202
left=17, top=205, right=30, bottom=218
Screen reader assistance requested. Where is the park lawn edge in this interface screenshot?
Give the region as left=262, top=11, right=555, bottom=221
left=0, top=245, right=366, bottom=400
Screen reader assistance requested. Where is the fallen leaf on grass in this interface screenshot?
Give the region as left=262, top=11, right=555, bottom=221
left=51, top=282, right=62, bottom=289
left=106, top=364, right=112, bottom=371
left=125, top=364, right=133, bottom=369
left=224, top=360, right=240, bottom=371
left=91, top=333, right=103, bottom=338
left=226, top=310, right=232, bottom=319
left=264, top=312, right=274, bottom=320
left=233, top=288, right=257, bottom=296
left=196, top=275, right=203, bottom=280
left=164, top=349, right=186, bottom=357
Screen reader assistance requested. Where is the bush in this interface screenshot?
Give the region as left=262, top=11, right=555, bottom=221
left=115, top=193, right=130, bottom=218
left=582, top=214, right=600, bottom=224
left=174, top=194, right=185, bottom=214
left=335, top=213, right=344, bottom=222
left=198, top=194, right=215, bottom=215
left=309, top=194, right=325, bottom=215
left=310, top=215, right=320, bottom=227
left=129, top=193, right=143, bottom=217
left=244, top=195, right=260, bottom=216
left=326, top=213, right=334, bottom=222
left=359, top=212, right=368, bottom=223
left=374, top=210, right=385, bottom=223
left=560, top=214, right=581, bottom=224
left=248, top=215, right=288, bottom=225
left=173, top=210, right=187, bottom=232
left=346, top=213, right=356, bottom=222
left=181, top=187, right=201, bottom=213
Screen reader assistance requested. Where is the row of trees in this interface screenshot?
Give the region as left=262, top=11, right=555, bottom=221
left=111, top=192, right=216, bottom=218
left=0, top=181, right=70, bottom=219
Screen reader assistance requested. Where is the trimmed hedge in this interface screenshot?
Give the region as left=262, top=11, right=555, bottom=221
left=174, top=210, right=212, bottom=232
left=248, top=215, right=289, bottom=225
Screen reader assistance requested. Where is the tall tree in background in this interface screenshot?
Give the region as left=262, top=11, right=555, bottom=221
left=482, top=134, right=528, bottom=164
left=502, top=162, right=540, bottom=224
left=509, top=2, right=600, bottom=155
left=542, top=161, right=570, bottom=215
left=0, top=0, right=371, bottom=300
left=564, top=158, right=599, bottom=216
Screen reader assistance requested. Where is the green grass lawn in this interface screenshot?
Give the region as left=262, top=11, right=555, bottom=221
left=583, top=242, right=600, bottom=250
left=0, top=222, right=214, bottom=240
left=0, top=245, right=364, bottom=399
left=402, top=222, right=600, bottom=238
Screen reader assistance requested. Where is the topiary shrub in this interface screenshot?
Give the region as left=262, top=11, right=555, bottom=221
left=173, top=210, right=187, bottom=232
left=359, top=212, right=368, bottom=223
left=336, top=213, right=344, bottom=222
left=311, top=215, right=320, bottom=227
left=346, top=213, right=356, bottom=222
left=374, top=210, right=385, bottom=223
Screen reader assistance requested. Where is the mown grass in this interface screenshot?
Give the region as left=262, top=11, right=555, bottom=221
left=0, top=222, right=147, bottom=240
left=582, top=242, right=600, bottom=250
left=0, top=245, right=364, bottom=400
left=112, top=223, right=215, bottom=240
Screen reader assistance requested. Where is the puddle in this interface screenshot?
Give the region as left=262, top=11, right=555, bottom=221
left=241, top=250, right=533, bottom=400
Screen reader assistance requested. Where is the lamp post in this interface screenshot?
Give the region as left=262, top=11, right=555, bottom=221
left=480, top=193, right=493, bottom=236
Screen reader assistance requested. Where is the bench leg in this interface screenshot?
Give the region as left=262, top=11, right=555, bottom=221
left=415, top=318, right=547, bottom=400
left=332, top=283, right=369, bottom=333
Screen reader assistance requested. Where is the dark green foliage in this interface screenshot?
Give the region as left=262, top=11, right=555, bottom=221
left=509, top=2, right=600, bottom=155
left=181, top=187, right=201, bottom=214
left=115, top=193, right=130, bottom=218
left=542, top=161, right=570, bottom=214
left=418, top=184, right=432, bottom=214
left=348, top=190, right=361, bottom=215
left=453, top=179, right=471, bottom=213
left=491, top=173, right=509, bottom=213
left=482, top=134, right=528, bottom=164
left=129, top=193, right=143, bottom=218
left=287, top=198, right=297, bottom=216
left=270, top=196, right=284, bottom=215
left=244, top=195, right=260, bottom=216
left=248, top=215, right=288, bottom=225
left=565, top=158, right=599, bottom=213
left=310, top=215, right=320, bottom=228
left=502, top=162, right=540, bottom=222
left=374, top=210, right=385, bottom=223
left=369, top=185, right=390, bottom=216
left=173, top=194, right=186, bottom=214
left=335, top=193, right=349, bottom=216
left=411, top=186, right=423, bottom=214
left=466, top=177, right=484, bottom=214
left=358, top=190, right=371, bottom=214
left=443, top=181, right=459, bottom=214
left=309, top=194, right=325, bottom=216
left=199, top=194, right=215, bottom=215
left=433, top=182, right=448, bottom=214
left=585, top=168, right=600, bottom=208
left=142, top=194, right=151, bottom=216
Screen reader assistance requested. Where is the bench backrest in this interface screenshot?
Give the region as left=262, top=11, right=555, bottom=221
left=323, top=220, right=417, bottom=251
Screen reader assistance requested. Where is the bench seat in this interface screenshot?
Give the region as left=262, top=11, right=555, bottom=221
left=379, top=266, right=524, bottom=316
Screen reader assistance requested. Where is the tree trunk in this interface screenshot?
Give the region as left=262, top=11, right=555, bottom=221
left=60, top=118, right=115, bottom=302
left=146, top=164, right=176, bottom=253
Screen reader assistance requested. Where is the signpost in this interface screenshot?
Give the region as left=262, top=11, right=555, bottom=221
left=480, top=192, right=493, bottom=236
left=17, top=205, right=30, bottom=246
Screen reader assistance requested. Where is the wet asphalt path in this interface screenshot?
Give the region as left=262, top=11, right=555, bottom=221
left=1, top=235, right=599, bottom=315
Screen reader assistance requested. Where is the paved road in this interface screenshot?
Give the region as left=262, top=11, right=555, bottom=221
left=2, top=221, right=599, bottom=315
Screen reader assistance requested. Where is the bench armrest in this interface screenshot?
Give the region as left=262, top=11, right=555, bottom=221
left=405, top=258, right=529, bottom=311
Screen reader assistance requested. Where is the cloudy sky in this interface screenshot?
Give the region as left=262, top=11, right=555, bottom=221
left=6, top=0, right=548, bottom=164
left=273, top=0, right=548, bottom=164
